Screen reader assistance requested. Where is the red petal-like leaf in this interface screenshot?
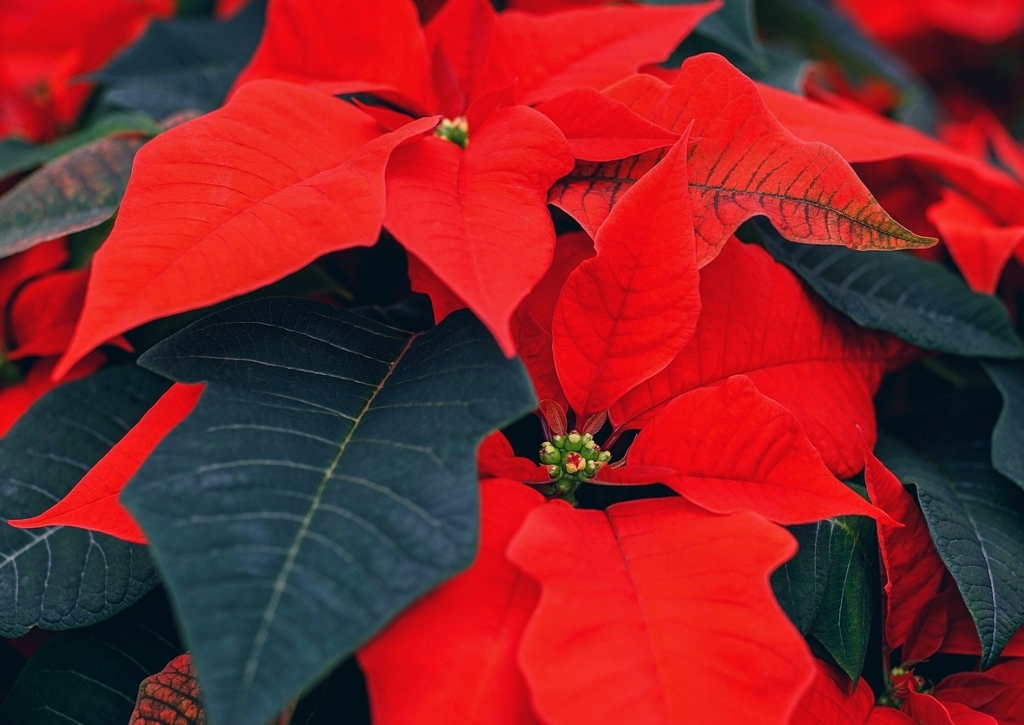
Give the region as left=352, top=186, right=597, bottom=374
left=56, top=81, right=438, bottom=378
left=0, top=237, right=67, bottom=346
left=903, top=689, right=997, bottom=725
left=864, top=450, right=947, bottom=652
left=424, top=0, right=497, bottom=117
left=790, top=659, right=877, bottom=725
left=482, top=2, right=721, bottom=105
left=358, top=479, right=543, bottom=725
left=8, top=382, right=203, bottom=543
left=935, top=659, right=1024, bottom=724
left=925, top=189, right=1024, bottom=294
left=384, top=106, right=573, bottom=355
left=553, top=54, right=935, bottom=262
left=613, top=240, right=909, bottom=478
left=8, top=269, right=131, bottom=360
left=507, top=497, right=814, bottom=724
left=232, top=0, right=435, bottom=113
left=534, top=88, right=680, bottom=161
left=628, top=375, right=890, bottom=524
left=553, top=132, right=699, bottom=415
left=0, top=354, right=104, bottom=437
left=129, top=653, right=205, bottom=725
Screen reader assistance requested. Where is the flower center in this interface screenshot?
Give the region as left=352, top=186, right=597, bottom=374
left=539, top=431, right=612, bottom=504
left=434, top=116, right=469, bottom=148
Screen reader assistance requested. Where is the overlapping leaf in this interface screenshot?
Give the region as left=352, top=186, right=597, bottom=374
left=358, top=479, right=544, bottom=725
left=613, top=240, right=909, bottom=477
left=55, top=81, right=438, bottom=378
left=552, top=132, right=699, bottom=415
left=760, top=222, right=1024, bottom=359
left=628, top=375, right=889, bottom=524
left=129, top=654, right=205, bottom=725
left=982, top=361, right=1024, bottom=492
left=876, top=427, right=1024, bottom=669
left=507, top=497, right=813, bottom=724
left=771, top=514, right=878, bottom=681
left=551, top=53, right=935, bottom=265
left=0, top=133, right=145, bottom=259
left=121, top=298, right=536, bottom=725
left=0, top=366, right=164, bottom=637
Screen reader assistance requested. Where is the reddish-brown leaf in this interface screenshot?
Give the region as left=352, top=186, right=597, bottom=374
left=552, top=131, right=700, bottom=415
left=232, top=0, right=435, bottom=113
left=628, top=375, right=890, bottom=524
left=481, top=2, right=721, bottom=105
left=384, top=106, right=573, bottom=354
left=130, top=653, right=206, bottom=725
left=507, top=497, right=814, bottom=724
left=553, top=54, right=935, bottom=264
left=55, top=81, right=437, bottom=378
left=8, top=382, right=203, bottom=543
left=864, top=450, right=947, bottom=652
left=612, top=240, right=910, bottom=478
left=358, top=479, right=544, bottom=725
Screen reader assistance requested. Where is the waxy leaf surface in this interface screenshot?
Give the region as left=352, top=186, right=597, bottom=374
left=552, top=53, right=934, bottom=264
left=876, top=431, right=1024, bottom=669
left=614, top=240, right=907, bottom=478
left=628, top=375, right=888, bottom=524
left=384, top=106, right=573, bottom=355
left=982, top=361, right=1024, bottom=492
left=122, top=298, right=536, bottom=725
left=0, top=133, right=144, bottom=259
left=0, top=366, right=164, bottom=637
left=553, top=132, right=699, bottom=415
left=56, top=81, right=438, bottom=378
left=771, top=514, right=878, bottom=681
left=760, top=223, right=1024, bottom=359
left=507, top=497, right=813, bottom=724
left=359, top=479, right=543, bottom=725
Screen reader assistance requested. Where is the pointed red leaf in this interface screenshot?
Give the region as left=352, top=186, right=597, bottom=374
left=628, top=375, right=890, bottom=524
left=864, top=450, right=947, bottom=652
left=232, top=0, right=435, bottom=113
left=0, top=237, right=67, bottom=346
left=482, top=2, right=721, bottom=105
left=358, top=479, right=544, bottom=725
left=903, top=689, right=997, bottom=725
left=534, top=88, right=680, bottom=160
left=55, top=81, right=438, bottom=378
left=0, top=354, right=104, bottom=438
left=553, top=54, right=935, bottom=262
left=936, top=659, right=1024, bottom=724
left=790, top=659, right=877, bottom=725
left=926, top=189, right=1024, bottom=294
left=612, top=239, right=910, bottom=478
left=8, top=382, right=203, bottom=543
left=384, top=106, right=573, bottom=355
left=7, top=269, right=130, bottom=360
left=553, top=132, right=699, bottom=415
left=130, top=653, right=205, bottom=725
left=507, top=497, right=814, bottom=724
left=424, top=0, right=497, bottom=116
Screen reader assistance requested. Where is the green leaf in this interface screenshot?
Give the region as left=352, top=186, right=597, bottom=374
left=0, top=366, right=165, bottom=637
left=0, top=593, right=181, bottom=725
left=92, top=0, right=266, bottom=120
left=0, top=112, right=159, bottom=180
left=771, top=515, right=877, bottom=681
left=757, top=225, right=1024, bottom=358
left=982, top=360, right=1024, bottom=492
left=876, top=416, right=1024, bottom=669
left=123, top=297, right=536, bottom=725
left=0, top=134, right=145, bottom=260
left=651, top=0, right=766, bottom=68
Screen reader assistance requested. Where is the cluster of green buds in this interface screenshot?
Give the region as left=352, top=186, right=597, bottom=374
left=877, top=666, right=927, bottom=708
left=434, top=116, right=469, bottom=148
left=539, top=430, right=612, bottom=500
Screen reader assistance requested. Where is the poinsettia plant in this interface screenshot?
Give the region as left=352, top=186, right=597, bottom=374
left=2, top=0, right=1024, bottom=723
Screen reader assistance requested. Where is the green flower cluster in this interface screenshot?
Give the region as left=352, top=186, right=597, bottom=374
left=539, top=431, right=612, bottom=499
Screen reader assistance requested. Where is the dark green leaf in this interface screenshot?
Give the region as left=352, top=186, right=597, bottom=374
left=757, top=225, right=1024, bottom=358
left=876, top=416, right=1024, bottom=669
left=0, top=112, right=159, bottom=181
left=0, top=367, right=165, bottom=637
left=652, top=0, right=766, bottom=68
left=123, top=298, right=536, bottom=725
left=93, top=0, right=266, bottom=120
left=0, top=134, right=145, bottom=259
left=982, top=360, right=1024, bottom=492
left=771, top=515, right=877, bottom=681
left=0, top=592, right=181, bottom=725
